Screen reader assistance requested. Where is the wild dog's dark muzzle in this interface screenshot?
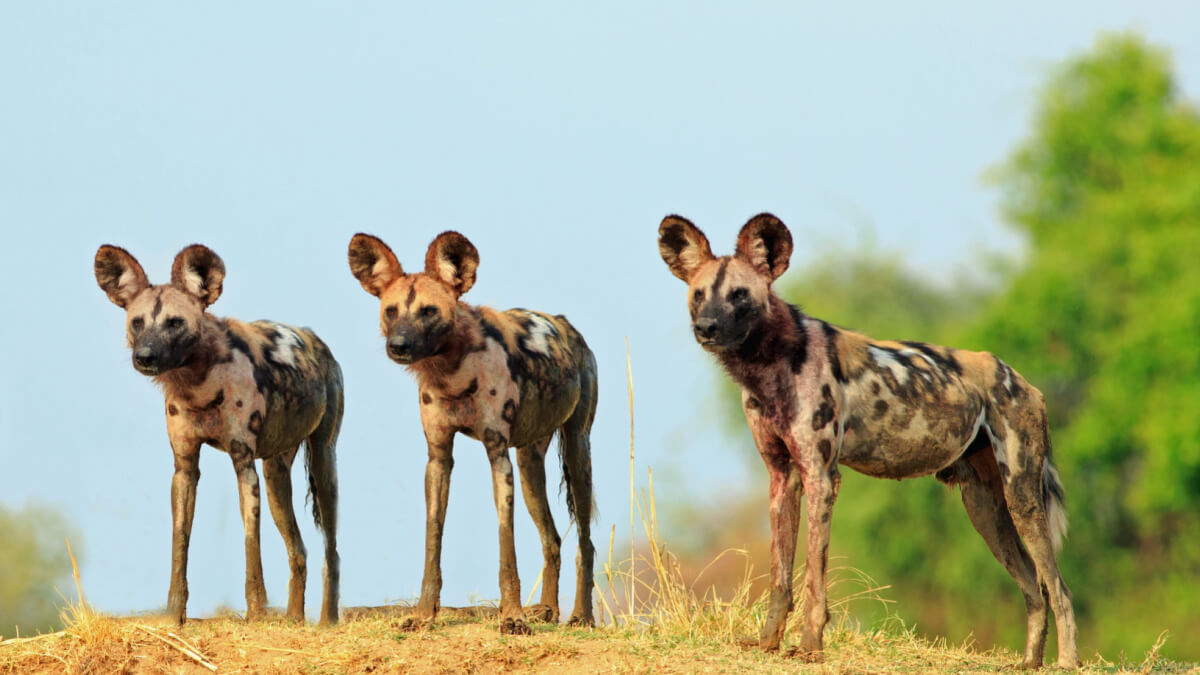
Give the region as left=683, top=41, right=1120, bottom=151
left=133, top=345, right=160, bottom=373
left=387, top=334, right=414, bottom=363
left=131, top=334, right=171, bottom=375
left=693, top=317, right=720, bottom=342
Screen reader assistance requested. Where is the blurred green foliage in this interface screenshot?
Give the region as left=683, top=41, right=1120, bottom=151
left=692, top=33, right=1200, bottom=660
left=0, top=502, right=78, bottom=637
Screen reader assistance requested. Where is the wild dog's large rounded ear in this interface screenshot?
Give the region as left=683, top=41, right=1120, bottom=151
left=95, top=245, right=150, bottom=308
left=348, top=233, right=405, bottom=297
left=735, top=213, right=793, bottom=281
left=658, top=215, right=714, bottom=282
left=424, top=231, right=479, bottom=296
left=170, top=244, right=225, bottom=307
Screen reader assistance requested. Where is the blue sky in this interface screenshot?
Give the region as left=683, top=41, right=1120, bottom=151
left=2, top=2, right=1198, bottom=621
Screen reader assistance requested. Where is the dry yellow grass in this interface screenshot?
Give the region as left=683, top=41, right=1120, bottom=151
left=3, top=603, right=1195, bottom=674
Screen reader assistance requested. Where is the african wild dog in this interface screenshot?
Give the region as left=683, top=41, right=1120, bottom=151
left=348, top=231, right=597, bottom=635
left=658, top=214, right=1079, bottom=668
left=94, top=244, right=342, bottom=626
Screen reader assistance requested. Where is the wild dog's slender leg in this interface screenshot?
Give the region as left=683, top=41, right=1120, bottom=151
left=400, top=428, right=454, bottom=632
left=515, top=437, right=561, bottom=623
left=760, top=455, right=803, bottom=652
left=996, top=421, right=1079, bottom=668
left=794, top=439, right=838, bottom=661
left=307, top=386, right=342, bottom=626
left=486, top=433, right=531, bottom=635
left=263, top=449, right=306, bottom=622
left=167, top=440, right=201, bottom=625
left=959, top=449, right=1048, bottom=668
left=229, top=440, right=267, bottom=620
left=561, top=361, right=597, bottom=628
left=746, top=399, right=801, bottom=651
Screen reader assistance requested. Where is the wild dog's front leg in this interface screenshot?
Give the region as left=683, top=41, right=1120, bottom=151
left=761, top=454, right=803, bottom=652
left=400, top=430, right=454, bottom=632
left=229, top=440, right=267, bottom=620
left=794, top=437, right=840, bottom=661
left=745, top=399, right=802, bottom=652
left=167, top=441, right=201, bottom=625
left=486, top=431, right=530, bottom=635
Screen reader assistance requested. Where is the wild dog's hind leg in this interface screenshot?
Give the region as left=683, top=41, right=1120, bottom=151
left=486, top=433, right=531, bottom=635
left=306, top=390, right=342, bottom=626
left=263, top=448, right=307, bottom=622
left=167, top=440, right=201, bottom=625
left=993, top=408, right=1079, bottom=668
left=561, top=363, right=597, bottom=627
left=516, top=437, right=561, bottom=623
left=229, top=440, right=268, bottom=620
left=955, top=447, right=1049, bottom=668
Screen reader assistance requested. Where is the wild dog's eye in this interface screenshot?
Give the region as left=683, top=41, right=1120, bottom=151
left=130, top=317, right=144, bottom=332
left=728, top=287, right=749, bottom=303
left=384, top=305, right=398, bottom=320
left=692, top=289, right=705, bottom=304
left=165, top=317, right=185, bottom=330
left=419, top=305, right=438, bottom=319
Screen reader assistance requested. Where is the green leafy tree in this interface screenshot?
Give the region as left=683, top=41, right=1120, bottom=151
left=0, top=502, right=79, bottom=637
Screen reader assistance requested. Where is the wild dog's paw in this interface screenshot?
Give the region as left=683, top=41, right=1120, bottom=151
left=524, top=604, right=557, bottom=623
left=565, top=613, right=595, bottom=628
left=396, top=616, right=433, bottom=633
left=784, top=645, right=824, bottom=663
left=499, top=616, right=532, bottom=635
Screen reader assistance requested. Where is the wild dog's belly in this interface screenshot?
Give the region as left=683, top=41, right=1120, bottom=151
left=837, top=383, right=986, bottom=479
left=509, top=371, right=581, bottom=447
left=256, top=377, right=327, bottom=455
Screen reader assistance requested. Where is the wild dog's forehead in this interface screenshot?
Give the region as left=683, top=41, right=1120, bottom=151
left=124, top=285, right=203, bottom=319
left=378, top=273, right=456, bottom=310
left=687, top=257, right=766, bottom=296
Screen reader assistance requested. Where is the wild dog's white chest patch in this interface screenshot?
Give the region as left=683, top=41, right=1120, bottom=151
left=523, top=315, right=559, bottom=355
left=269, top=324, right=304, bottom=367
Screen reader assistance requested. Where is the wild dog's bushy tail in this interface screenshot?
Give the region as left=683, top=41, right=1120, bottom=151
left=555, top=429, right=599, bottom=526
left=304, top=439, right=325, bottom=530
left=303, top=359, right=343, bottom=536
left=1042, top=423, right=1068, bottom=553
left=557, top=345, right=599, bottom=526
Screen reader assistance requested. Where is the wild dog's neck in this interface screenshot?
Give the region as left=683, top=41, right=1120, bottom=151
left=717, top=294, right=808, bottom=397
left=409, top=303, right=481, bottom=389
left=154, top=313, right=230, bottom=397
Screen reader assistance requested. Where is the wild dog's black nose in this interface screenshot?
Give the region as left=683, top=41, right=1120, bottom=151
left=693, top=318, right=719, bottom=341
left=133, top=347, right=157, bottom=369
left=387, top=335, right=412, bottom=360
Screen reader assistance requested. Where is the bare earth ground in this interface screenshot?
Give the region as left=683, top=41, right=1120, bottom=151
left=3, top=605, right=1197, bottom=674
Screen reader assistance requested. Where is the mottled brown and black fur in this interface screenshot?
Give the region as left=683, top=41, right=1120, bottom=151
left=658, top=214, right=1078, bottom=669
left=95, top=244, right=342, bottom=626
left=348, top=231, right=597, bottom=636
